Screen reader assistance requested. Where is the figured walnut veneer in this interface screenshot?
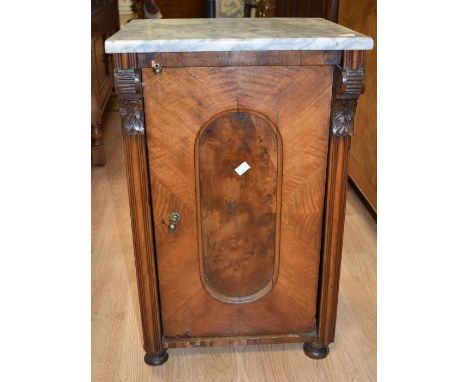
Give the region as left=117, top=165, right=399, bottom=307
left=143, top=65, right=332, bottom=338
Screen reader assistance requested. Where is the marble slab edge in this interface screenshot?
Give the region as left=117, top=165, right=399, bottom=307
left=105, top=37, right=373, bottom=54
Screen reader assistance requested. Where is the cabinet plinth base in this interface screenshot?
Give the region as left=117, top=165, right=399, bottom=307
left=144, top=350, right=169, bottom=366
left=303, top=342, right=330, bottom=360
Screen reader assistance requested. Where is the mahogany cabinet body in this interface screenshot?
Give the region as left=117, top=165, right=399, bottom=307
left=113, top=49, right=365, bottom=365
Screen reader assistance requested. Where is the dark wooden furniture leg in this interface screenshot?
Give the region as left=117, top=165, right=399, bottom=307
left=91, top=123, right=106, bottom=166
left=303, top=341, right=330, bottom=360
left=114, top=53, right=168, bottom=366
left=304, top=50, right=365, bottom=360
left=144, top=350, right=169, bottom=366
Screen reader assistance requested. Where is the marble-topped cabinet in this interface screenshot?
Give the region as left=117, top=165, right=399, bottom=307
left=105, top=18, right=372, bottom=366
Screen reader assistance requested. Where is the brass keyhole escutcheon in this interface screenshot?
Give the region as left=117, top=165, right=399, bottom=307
left=168, top=212, right=181, bottom=232
left=152, top=62, right=163, bottom=75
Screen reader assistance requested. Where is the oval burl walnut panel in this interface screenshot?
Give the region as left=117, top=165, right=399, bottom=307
left=196, top=111, right=282, bottom=304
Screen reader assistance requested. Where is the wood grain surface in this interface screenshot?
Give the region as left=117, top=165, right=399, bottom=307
left=136, top=51, right=341, bottom=68
left=143, top=65, right=332, bottom=339
left=114, top=55, right=165, bottom=356
left=315, top=50, right=365, bottom=347
left=91, top=110, right=376, bottom=381
left=196, top=111, right=282, bottom=304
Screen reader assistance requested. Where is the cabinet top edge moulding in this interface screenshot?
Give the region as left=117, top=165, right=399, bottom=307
left=105, top=18, right=373, bottom=53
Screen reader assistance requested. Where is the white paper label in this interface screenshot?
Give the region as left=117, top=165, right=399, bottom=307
left=234, top=161, right=251, bottom=176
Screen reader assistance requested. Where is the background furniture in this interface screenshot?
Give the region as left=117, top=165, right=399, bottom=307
left=129, top=0, right=339, bottom=19
left=132, top=0, right=205, bottom=18
left=338, top=0, right=377, bottom=212
left=256, top=0, right=338, bottom=20
left=91, top=0, right=120, bottom=165
left=106, top=18, right=372, bottom=365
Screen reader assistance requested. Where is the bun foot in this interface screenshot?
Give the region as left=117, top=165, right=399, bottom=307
left=303, top=342, right=329, bottom=360
left=144, top=350, right=169, bottom=366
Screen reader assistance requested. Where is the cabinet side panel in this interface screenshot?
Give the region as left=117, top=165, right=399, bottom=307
left=114, top=60, right=165, bottom=354
left=315, top=50, right=366, bottom=346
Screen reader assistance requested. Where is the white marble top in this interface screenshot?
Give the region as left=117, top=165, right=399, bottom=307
left=105, top=18, right=373, bottom=53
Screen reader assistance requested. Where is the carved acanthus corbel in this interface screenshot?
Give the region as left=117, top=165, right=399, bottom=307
left=331, top=67, right=365, bottom=136
left=114, top=68, right=145, bottom=135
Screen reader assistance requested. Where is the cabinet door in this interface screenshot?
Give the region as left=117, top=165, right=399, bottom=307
left=143, top=66, right=332, bottom=338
